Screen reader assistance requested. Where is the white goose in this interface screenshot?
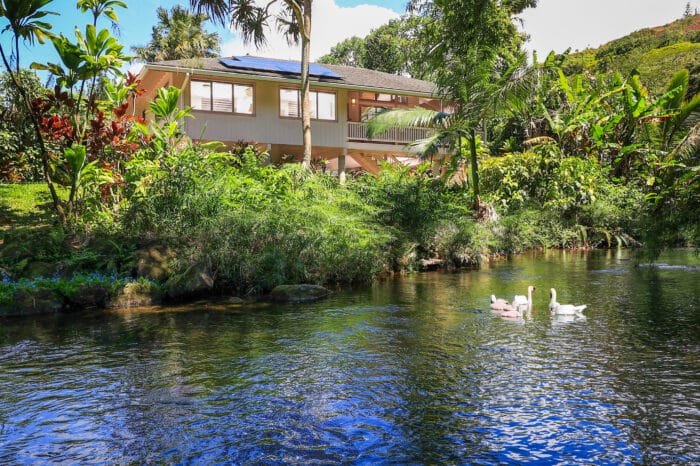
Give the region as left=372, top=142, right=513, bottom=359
left=549, top=288, right=587, bottom=315
left=512, top=285, right=536, bottom=311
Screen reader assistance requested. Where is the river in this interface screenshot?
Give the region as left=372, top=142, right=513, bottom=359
left=1, top=249, right=699, bottom=464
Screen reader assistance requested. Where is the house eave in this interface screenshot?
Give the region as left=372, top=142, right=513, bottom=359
left=141, top=63, right=439, bottom=99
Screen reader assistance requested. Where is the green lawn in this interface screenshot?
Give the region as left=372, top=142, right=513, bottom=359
left=0, top=183, right=65, bottom=232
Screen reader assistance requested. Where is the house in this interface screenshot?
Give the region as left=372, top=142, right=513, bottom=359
left=134, top=55, right=444, bottom=175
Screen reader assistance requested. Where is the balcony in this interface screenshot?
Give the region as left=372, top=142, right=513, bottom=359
left=347, top=122, right=433, bottom=145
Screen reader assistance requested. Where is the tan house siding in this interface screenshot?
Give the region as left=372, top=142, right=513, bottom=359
left=134, top=58, right=445, bottom=172
left=184, top=78, right=348, bottom=150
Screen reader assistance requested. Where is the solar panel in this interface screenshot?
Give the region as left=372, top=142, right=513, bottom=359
left=219, top=56, right=343, bottom=79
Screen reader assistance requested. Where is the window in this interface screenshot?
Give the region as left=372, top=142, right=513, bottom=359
left=191, top=81, right=211, bottom=111
left=279, top=88, right=299, bottom=118
left=234, top=84, right=254, bottom=114
left=358, top=92, right=408, bottom=104
left=317, top=92, right=335, bottom=120
left=279, top=89, right=336, bottom=121
left=361, top=106, right=387, bottom=122
left=212, top=82, right=232, bottom=112
left=190, top=80, right=254, bottom=114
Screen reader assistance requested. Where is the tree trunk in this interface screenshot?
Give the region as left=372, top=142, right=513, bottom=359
left=339, top=148, right=347, bottom=184
left=300, top=0, right=313, bottom=169
left=469, top=128, right=480, bottom=211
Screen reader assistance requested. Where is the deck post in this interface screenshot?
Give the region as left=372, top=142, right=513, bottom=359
left=339, top=148, right=347, bottom=185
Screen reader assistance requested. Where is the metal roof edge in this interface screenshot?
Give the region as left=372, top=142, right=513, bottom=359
left=142, top=63, right=438, bottom=98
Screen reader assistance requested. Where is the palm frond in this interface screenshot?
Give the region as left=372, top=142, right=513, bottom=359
left=524, top=136, right=556, bottom=146
left=275, top=8, right=300, bottom=45
left=407, top=133, right=445, bottom=160
left=366, top=106, right=451, bottom=138
left=189, top=0, right=229, bottom=26
left=667, top=121, right=700, bottom=163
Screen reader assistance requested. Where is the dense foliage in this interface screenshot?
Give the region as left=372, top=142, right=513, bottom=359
left=0, top=70, right=45, bottom=181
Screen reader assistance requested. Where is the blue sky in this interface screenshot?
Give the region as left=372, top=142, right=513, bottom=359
left=0, top=0, right=404, bottom=78
left=0, top=0, right=694, bottom=81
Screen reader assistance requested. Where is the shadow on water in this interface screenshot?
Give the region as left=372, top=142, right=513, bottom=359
left=0, top=249, right=698, bottom=463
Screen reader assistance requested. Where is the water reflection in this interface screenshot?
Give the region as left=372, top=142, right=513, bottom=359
left=0, top=250, right=698, bottom=463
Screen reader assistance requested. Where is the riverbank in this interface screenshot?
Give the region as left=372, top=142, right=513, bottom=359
left=1, top=147, right=690, bottom=316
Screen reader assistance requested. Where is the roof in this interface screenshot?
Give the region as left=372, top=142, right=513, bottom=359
left=143, top=56, right=437, bottom=97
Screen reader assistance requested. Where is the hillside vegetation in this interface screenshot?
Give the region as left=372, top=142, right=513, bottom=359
left=563, top=14, right=700, bottom=95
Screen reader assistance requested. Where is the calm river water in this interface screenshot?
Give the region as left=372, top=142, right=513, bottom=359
left=1, top=250, right=699, bottom=464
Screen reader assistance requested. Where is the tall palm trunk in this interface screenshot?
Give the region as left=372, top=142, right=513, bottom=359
left=299, top=0, right=312, bottom=168
left=468, top=128, right=480, bottom=210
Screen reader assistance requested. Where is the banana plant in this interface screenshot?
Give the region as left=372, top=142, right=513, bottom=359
left=655, top=69, right=700, bottom=152
left=131, top=86, right=194, bottom=155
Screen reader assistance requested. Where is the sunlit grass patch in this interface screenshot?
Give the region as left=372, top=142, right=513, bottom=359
left=0, top=183, right=66, bottom=231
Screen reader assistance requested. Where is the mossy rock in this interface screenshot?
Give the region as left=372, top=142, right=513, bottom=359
left=107, top=282, right=163, bottom=309
left=0, top=288, right=66, bottom=316
left=0, top=242, right=32, bottom=262
left=135, top=245, right=176, bottom=282
left=65, top=283, right=111, bottom=310
left=21, top=261, right=60, bottom=279
left=164, top=263, right=214, bottom=302
left=268, top=284, right=330, bottom=303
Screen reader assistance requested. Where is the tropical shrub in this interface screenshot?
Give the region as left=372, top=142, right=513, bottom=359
left=122, top=145, right=392, bottom=294
left=481, top=151, right=644, bottom=247
left=351, top=163, right=482, bottom=266
left=0, top=273, right=157, bottom=307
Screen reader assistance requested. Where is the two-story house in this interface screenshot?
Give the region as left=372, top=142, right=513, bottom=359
left=134, top=55, right=444, bottom=175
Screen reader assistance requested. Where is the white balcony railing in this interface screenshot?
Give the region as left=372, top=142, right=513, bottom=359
left=347, top=122, right=433, bottom=144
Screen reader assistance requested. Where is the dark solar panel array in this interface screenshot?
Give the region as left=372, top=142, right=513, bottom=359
left=219, top=56, right=343, bottom=79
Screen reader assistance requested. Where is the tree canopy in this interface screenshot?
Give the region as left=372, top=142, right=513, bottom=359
left=131, top=5, right=220, bottom=62
left=318, top=16, right=429, bottom=79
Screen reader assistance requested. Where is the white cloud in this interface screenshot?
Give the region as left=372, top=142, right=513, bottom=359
left=128, top=63, right=144, bottom=76
left=520, top=0, right=692, bottom=55
left=220, top=0, right=399, bottom=60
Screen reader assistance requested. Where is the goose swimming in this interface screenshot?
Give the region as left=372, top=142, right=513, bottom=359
left=490, top=295, right=515, bottom=312
left=512, top=286, right=536, bottom=311
left=549, top=288, right=587, bottom=315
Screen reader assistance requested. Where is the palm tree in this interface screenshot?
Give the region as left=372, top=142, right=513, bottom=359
left=656, top=69, right=700, bottom=152
left=191, top=0, right=315, bottom=168
left=132, top=5, right=220, bottom=62
left=367, top=52, right=540, bottom=212
left=0, top=0, right=56, bottom=74
left=384, top=0, right=538, bottom=210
